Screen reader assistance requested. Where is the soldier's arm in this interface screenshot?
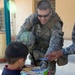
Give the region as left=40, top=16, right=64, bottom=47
left=16, top=14, right=36, bottom=40
left=45, top=44, right=75, bottom=61
left=62, top=44, right=75, bottom=55
left=62, top=24, right=75, bottom=55
left=46, top=21, right=63, bottom=54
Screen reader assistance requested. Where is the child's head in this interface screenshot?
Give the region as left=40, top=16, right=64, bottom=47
left=5, top=41, right=28, bottom=68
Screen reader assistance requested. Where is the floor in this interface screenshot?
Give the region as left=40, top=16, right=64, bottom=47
left=0, top=40, right=75, bottom=75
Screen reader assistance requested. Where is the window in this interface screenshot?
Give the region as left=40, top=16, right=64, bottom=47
left=0, top=8, right=5, bottom=31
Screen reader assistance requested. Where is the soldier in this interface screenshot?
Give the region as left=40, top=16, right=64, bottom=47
left=16, top=0, right=64, bottom=75
left=45, top=24, right=75, bottom=61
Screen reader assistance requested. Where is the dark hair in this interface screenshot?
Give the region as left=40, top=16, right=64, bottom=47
left=37, top=0, right=52, bottom=10
left=5, top=41, right=28, bottom=64
left=6, top=57, right=24, bottom=64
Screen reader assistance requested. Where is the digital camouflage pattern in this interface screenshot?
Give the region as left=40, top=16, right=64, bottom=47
left=62, top=24, right=75, bottom=55
left=17, top=31, right=35, bottom=46
left=16, top=12, right=63, bottom=75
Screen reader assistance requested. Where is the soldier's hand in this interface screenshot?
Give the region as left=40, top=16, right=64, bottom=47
left=40, top=60, right=48, bottom=70
left=45, top=50, right=63, bottom=61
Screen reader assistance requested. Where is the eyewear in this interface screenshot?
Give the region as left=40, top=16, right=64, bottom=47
left=37, top=11, right=51, bottom=18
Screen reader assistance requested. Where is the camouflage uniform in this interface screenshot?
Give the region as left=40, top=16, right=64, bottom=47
left=16, top=12, right=63, bottom=75
left=62, top=24, right=75, bottom=55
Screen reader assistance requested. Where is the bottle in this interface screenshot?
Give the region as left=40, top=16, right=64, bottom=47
left=43, top=68, right=48, bottom=75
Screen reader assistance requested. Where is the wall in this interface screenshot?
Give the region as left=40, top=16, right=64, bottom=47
left=0, top=0, right=3, bottom=8
left=1, top=0, right=75, bottom=39
left=14, top=0, right=33, bottom=35
left=56, top=0, right=75, bottom=39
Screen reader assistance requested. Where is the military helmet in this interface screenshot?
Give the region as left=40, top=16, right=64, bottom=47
left=19, top=31, right=35, bottom=46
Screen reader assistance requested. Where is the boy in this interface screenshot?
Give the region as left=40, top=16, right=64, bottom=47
left=2, top=41, right=28, bottom=75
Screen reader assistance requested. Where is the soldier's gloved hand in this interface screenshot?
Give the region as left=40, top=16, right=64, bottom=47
left=40, top=60, right=48, bottom=69
left=18, top=31, right=35, bottom=46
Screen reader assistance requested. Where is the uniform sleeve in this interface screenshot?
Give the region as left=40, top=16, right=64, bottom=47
left=62, top=24, right=75, bottom=55
left=62, top=44, right=75, bottom=55
left=16, top=14, right=35, bottom=41
left=72, top=24, right=75, bottom=44
left=46, top=22, right=63, bottom=54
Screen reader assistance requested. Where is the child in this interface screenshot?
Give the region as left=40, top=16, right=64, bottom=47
left=2, top=41, right=28, bottom=75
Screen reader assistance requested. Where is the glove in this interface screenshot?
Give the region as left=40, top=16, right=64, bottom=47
left=40, top=58, right=48, bottom=70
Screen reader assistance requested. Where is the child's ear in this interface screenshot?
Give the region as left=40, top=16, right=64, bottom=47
left=18, top=58, right=24, bottom=63
left=19, top=58, right=26, bottom=62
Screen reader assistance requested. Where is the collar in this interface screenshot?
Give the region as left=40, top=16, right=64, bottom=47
left=5, top=65, right=21, bottom=71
